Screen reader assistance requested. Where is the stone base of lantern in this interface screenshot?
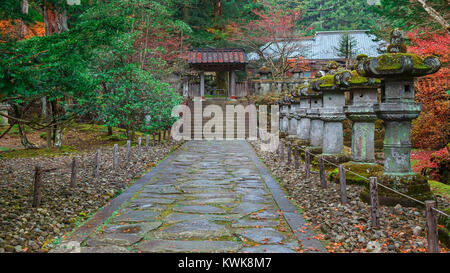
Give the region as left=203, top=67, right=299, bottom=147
left=292, top=138, right=310, bottom=147
left=360, top=173, right=434, bottom=207
left=320, top=153, right=350, bottom=166
left=328, top=161, right=383, bottom=186
left=299, top=146, right=322, bottom=160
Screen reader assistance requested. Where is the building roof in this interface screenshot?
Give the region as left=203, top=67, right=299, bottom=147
left=248, top=30, right=387, bottom=61
left=188, top=48, right=248, bottom=71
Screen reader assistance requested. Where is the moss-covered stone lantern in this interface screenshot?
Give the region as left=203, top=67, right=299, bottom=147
left=279, top=92, right=290, bottom=138
left=287, top=90, right=299, bottom=139
left=305, top=76, right=324, bottom=155
left=329, top=64, right=384, bottom=185
left=311, top=66, right=350, bottom=164
left=358, top=29, right=441, bottom=206
left=291, top=83, right=311, bottom=146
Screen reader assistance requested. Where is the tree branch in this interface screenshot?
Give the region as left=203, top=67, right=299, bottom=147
left=416, top=0, right=450, bottom=32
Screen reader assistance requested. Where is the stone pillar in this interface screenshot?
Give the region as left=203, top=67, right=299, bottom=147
left=308, top=97, right=323, bottom=148
left=345, top=87, right=378, bottom=163
left=200, top=71, right=205, bottom=99
left=320, top=89, right=347, bottom=163
left=296, top=97, right=311, bottom=145
left=331, top=81, right=383, bottom=186
left=288, top=103, right=298, bottom=138
left=230, top=70, right=236, bottom=99
left=280, top=104, right=289, bottom=135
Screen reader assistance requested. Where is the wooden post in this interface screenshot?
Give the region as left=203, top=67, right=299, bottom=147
left=126, top=140, right=131, bottom=163
left=319, top=156, right=327, bottom=188
left=93, top=149, right=100, bottom=177
left=230, top=70, right=236, bottom=99
left=369, top=177, right=380, bottom=228
left=294, top=146, right=299, bottom=169
left=138, top=137, right=142, bottom=156
left=425, top=200, right=440, bottom=253
left=287, top=142, right=291, bottom=164
left=113, top=144, right=118, bottom=170
left=152, top=132, right=156, bottom=146
left=280, top=141, right=285, bottom=162
left=145, top=135, right=149, bottom=151
left=305, top=148, right=311, bottom=180
left=200, top=71, right=205, bottom=99
left=339, top=164, right=347, bottom=204
left=70, top=157, right=78, bottom=188
left=32, top=166, right=42, bottom=208
left=46, top=128, right=52, bottom=148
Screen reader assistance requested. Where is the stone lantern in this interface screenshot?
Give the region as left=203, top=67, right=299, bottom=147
left=293, top=84, right=311, bottom=146
left=311, top=66, right=350, bottom=163
left=305, top=76, right=324, bottom=155
left=358, top=29, right=440, bottom=206
left=258, top=66, right=272, bottom=94
left=329, top=66, right=384, bottom=184
left=279, top=92, right=290, bottom=138
left=259, top=66, right=272, bottom=80
left=287, top=89, right=299, bottom=139
left=291, top=67, right=302, bottom=80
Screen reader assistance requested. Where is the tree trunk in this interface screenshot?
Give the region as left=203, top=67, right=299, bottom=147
left=12, top=105, right=37, bottom=149
left=43, top=2, right=69, bottom=147
left=19, top=0, right=29, bottom=39
left=182, top=3, right=189, bottom=21
left=131, top=128, right=135, bottom=141
left=43, top=1, right=69, bottom=36
left=416, top=0, right=450, bottom=31
left=214, top=0, right=222, bottom=20
left=54, top=125, right=63, bottom=147
left=107, top=126, right=113, bottom=136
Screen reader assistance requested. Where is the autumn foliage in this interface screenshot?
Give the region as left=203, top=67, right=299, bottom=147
left=408, top=30, right=449, bottom=150
left=0, top=19, right=45, bottom=42
left=411, top=147, right=450, bottom=184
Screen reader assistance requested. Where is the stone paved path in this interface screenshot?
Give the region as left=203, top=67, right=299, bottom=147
left=67, top=140, right=325, bottom=253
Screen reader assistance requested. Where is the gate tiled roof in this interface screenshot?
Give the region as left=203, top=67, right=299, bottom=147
left=188, top=48, right=248, bottom=71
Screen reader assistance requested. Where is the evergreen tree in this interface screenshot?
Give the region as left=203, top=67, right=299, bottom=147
left=333, top=32, right=358, bottom=69
left=296, top=0, right=381, bottom=31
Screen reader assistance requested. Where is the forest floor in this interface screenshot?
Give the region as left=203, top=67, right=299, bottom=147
left=0, top=123, right=182, bottom=253
left=0, top=123, right=166, bottom=158
left=249, top=140, right=449, bottom=253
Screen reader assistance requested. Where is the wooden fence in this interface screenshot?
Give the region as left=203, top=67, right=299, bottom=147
left=31, top=130, right=171, bottom=208
left=275, top=139, right=449, bottom=253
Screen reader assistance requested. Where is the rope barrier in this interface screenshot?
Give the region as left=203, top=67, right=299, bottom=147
left=289, top=143, right=449, bottom=218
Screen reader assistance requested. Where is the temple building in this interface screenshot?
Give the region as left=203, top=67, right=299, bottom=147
left=249, top=30, right=387, bottom=78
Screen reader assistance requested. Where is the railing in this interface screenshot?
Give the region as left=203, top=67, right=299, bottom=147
left=274, top=139, right=449, bottom=253
left=31, top=130, right=172, bottom=208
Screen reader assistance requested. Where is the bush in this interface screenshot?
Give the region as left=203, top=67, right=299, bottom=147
left=419, top=147, right=450, bottom=184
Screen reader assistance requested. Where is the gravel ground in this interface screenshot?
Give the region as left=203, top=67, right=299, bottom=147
left=0, top=140, right=183, bottom=253
left=249, top=140, right=449, bottom=253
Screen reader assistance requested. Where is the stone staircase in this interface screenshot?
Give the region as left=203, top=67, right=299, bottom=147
left=186, top=98, right=251, bottom=140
